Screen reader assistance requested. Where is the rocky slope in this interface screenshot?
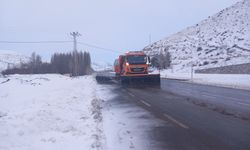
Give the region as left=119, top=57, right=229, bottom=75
left=143, top=0, right=250, bottom=72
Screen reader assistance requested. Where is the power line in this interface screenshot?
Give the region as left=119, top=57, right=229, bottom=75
left=149, top=34, right=151, bottom=45
left=78, top=42, right=119, bottom=53
left=0, top=40, right=72, bottom=43
left=0, top=40, right=120, bottom=53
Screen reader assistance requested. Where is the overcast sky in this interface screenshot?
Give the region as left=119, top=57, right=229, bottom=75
left=0, top=0, right=239, bottom=63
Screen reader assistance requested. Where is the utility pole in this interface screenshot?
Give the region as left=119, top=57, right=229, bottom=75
left=149, top=34, right=151, bottom=45
left=71, top=32, right=81, bottom=52
left=191, top=47, right=193, bottom=82
left=70, top=32, right=81, bottom=76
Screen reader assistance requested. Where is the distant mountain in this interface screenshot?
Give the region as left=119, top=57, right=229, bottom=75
left=92, top=61, right=113, bottom=72
left=143, top=0, right=250, bottom=72
left=0, top=50, right=30, bottom=72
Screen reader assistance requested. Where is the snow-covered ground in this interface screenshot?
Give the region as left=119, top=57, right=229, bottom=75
left=161, top=70, right=250, bottom=90
left=0, top=74, right=164, bottom=150
left=0, top=74, right=102, bottom=150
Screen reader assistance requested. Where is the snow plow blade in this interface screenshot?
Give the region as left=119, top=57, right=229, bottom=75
left=120, top=74, right=161, bottom=87
left=95, top=72, right=115, bottom=84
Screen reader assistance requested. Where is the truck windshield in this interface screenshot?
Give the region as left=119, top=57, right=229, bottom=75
left=126, top=55, right=147, bottom=64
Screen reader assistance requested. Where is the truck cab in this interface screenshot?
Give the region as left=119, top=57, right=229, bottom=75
left=112, top=51, right=160, bottom=86
left=118, top=51, right=150, bottom=75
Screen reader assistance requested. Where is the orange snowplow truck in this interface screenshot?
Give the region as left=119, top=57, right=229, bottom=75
left=114, top=51, right=160, bottom=86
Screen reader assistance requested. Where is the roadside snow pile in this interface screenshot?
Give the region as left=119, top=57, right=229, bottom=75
left=0, top=50, right=30, bottom=72
left=161, top=70, right=250, bottom=90
left=0, top=74, right=103, bottom=150
left=143, top=0, right=250, bottom=72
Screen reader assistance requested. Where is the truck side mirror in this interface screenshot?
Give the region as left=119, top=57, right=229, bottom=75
left=147, top=56, right=151, bottom=65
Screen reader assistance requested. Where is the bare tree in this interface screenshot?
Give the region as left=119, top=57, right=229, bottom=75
left=2, top=51, right=92, bottom=76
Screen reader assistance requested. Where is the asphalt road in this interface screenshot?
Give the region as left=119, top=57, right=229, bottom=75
left=161, top=79, right=250, bottom=119
left=107, top=79, right=250, bottom=150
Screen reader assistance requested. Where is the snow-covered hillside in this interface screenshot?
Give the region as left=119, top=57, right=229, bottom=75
left=143, top=0, right=250, bottom=72
left=92, top=62, right=113, bottom=72
left=0, top=50, right=30, bottom=72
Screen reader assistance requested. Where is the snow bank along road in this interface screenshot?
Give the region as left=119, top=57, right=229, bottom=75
left=160, top=72, right=250, bottom=90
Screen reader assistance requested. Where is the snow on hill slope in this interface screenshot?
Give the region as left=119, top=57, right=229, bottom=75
left=92, top=62, right=113, bottom=72
left=0, top=50, right=30, bottom=72
left=143, top=0, right=250, bottom=72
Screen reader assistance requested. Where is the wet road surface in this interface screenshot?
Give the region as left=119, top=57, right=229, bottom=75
left=99, top=79, right=250, bottom=150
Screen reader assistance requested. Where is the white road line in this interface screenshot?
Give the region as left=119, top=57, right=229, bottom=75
left=128, top=92, right=135, bottom=97
left=201, top=93, right=217, bottom=100
left=201, top=92, right=244, bottom=102
left=237, top=102, right=250, bottom=107
left=141, top=100, right=151, bottom=107
left=206, top=93, right=241, bottom=101
left=163, top=114, right=189, bottom=129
